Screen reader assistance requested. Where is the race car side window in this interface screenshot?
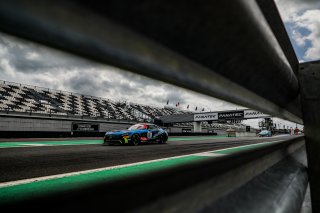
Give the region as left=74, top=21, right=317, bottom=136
left=129, top=124, right=148, bottom=130
left=148, top=125, right=156, bottom=130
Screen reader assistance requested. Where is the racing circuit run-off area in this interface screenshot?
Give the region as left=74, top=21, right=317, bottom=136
left=0, top=0, right=316, bottom=212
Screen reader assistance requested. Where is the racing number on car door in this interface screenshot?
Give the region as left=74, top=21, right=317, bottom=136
left=147, top=131, right=152, bottom=139
left=152, top=129, right=159, bottom=138
left=149, top=125, right=159, bottom=139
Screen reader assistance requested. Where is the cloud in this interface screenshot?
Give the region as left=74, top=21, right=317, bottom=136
left=295, top=9, right=320, bottom=60
left=275, top=0, right=320, bottom=61
left=0, top=33, right=95, bottom=73
left=275, top=0, right=320, bottom=22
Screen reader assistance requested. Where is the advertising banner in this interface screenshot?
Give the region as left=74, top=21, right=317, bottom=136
left=244, top=110, right=270, bottom=119
left=218, top=111, right=244, bottom=119
left=194, top=110, right=270, bottom=121
left=72, top=122, right=99, bottom=132
left=194, top=113, right=218, bottom=121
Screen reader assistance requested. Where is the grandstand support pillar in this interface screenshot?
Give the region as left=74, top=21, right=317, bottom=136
left=193, top=121, right=202, bottom=133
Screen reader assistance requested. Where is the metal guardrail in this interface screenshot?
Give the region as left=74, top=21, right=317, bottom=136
left=0, top=0, right=316, bottom=212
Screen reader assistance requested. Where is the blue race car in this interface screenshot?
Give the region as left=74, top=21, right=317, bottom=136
left=258, top=130, right=272, bottom=137
left=103, top=123, right=168, bottom=146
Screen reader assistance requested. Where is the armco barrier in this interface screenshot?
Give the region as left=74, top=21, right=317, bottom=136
left=0, top=1, right=317, bottom=212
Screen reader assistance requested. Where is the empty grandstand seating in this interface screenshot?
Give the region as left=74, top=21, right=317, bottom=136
left=0, top=80, right=248, bottom=130
left=0, top=80, right=190, bottom=121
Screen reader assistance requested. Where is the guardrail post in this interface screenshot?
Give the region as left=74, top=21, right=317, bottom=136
left=299, top=60, right=320, bottom=212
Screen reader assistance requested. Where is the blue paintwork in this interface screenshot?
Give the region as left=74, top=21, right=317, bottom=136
left=258, top=130, right=272, bottom=137
left=105, top=129, right=148, bottom=136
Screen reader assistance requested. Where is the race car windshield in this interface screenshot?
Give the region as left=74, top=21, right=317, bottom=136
left=128, top=124, right=148, bottom=130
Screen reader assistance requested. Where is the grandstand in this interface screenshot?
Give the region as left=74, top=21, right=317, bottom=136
left=0, top=80, right=247, bottom=131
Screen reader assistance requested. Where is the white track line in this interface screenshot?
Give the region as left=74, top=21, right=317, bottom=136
left=194, top=153, right=225, bottom=157
left=0, top=140, right=282, bottom=188
left=18, top=144, right=47, bottom=146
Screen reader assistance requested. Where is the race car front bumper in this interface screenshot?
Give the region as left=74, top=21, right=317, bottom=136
left=104, top=135, right=130, bottom=145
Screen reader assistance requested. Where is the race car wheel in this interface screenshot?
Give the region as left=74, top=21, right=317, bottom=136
left=158, top=134, right=167, bottom=144
left=131, top=134, right=140, bottom=146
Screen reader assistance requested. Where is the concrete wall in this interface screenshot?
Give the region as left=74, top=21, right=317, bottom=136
left=0, top=117, right=71, bottom=132
left=167, top=127, right=182, bottom=133
left=0, top=114, right=226, bottom=136
left=236, top=131, right=257, bottom=137
left=167, top=126, right=223, bottom=134
left=100, top=123, right=132, bottom=132
left=215, top=129, right=226, bottom=136
left=0, top=115, right=133, bottom=132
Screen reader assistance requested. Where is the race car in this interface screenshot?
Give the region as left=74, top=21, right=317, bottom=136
left=258, top=130, right=272, bottom=137
left=103, top=123, right=168, bottom=146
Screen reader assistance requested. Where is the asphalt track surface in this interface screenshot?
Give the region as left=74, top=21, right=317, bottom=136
left=0, top=135, right=296, bottom=183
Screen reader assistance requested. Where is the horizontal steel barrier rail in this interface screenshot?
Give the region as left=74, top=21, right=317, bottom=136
left=0, top=0, right=302, bottom=123
left=1, top=137, right=307, bottom=212
left=256, top=0, right=299, bottom=75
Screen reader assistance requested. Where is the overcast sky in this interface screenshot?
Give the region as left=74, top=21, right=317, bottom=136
left=275, top=0, right=320, bottom=62
left=0, top=0, right=319, bottom=128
